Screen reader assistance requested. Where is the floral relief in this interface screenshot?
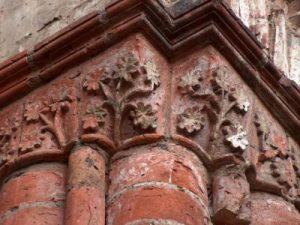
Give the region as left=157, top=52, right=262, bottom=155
left=254, top=113, right=278, bottom=151
left=224, top=124, right=249, bottom=151
left=19, top=133, right=45, bottom=154
left=177, top=106, right=205, bottom=134
left=82, top=105, right=107, bottom=132
left=111, top=52, right=143, bottom=90
left=130, top=102, right=157, bottom=130
left=144, top=61, right=160, bottom=90
left=211, top=66, right=237, bottom=97
left=0, top=118, right=19, bottom=166
left=23, top=90, right=75, bottom=149
left=176, top=65, right=252, bottom=157
left=0, top=126, right=11, bottom=165
left=81, top=52, right=160, bottom=144
left=24, top=102, right=48, bottom=122
left=178, top=69, right=203, bottom=95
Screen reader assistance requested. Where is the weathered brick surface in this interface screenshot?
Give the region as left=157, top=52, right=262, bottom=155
left=107, top=187, right=209, bottom=225
left=65, top=146, right=107, bottom=225
left=251, top=193, right=300, bottom=225
left=0, top=163, right=66, bottom=224
left=224, top=0, right=300, bottom=84
left=1, top=207, right=64, bottom=225
left=107, top=143, right=210, bottom=225
left=0, top=0, right=299, bottom=224
left=109, top=143, right=208, bottom=199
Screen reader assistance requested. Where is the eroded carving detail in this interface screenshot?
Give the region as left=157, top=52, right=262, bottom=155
left=213, top=165, right=251, bottom=225
left=82, top=105, right=107, bottom=133
left=254, top=113, right=278, bottom=152
left=130, top=102, right=157, bottom=130
left=176, top=66, right=250, bottom=155
left=251, top=114, right=300, bottom=202
left=23, top=91, right=74, bottom=149
left=82, top=52, right=160, bottom=144
left=144, top=61, right=160, bottom=90
left=110, top=52, right=143, bottom=90
left=224, top=124, right=249, bottom=151
left=19, top=133, right=45, bottom=154
left=208, top=66, right=250, bottom=154
left=83, top=70, right=102, bottom=94
left=178, top=70, right=202, bottom=95
left=177, top=106, right=205, bottom=134
left=0, top=118, right=19, bottom=166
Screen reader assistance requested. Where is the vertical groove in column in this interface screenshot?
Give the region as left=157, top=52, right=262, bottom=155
left=64, top=146, right=107, bottom=225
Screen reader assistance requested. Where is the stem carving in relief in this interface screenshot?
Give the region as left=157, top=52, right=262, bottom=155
left=22, top=90, right=75, bottom=151
left=82, top=52, right=160, bottom=144
left=177, top=65, right=250, bottom=153
left=0, top=119, right=19, bottom=165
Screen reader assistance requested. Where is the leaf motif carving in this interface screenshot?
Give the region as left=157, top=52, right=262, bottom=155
left=178, top=70, right=203, bottom=94
left=177, top=106, right=205, bottom=134
left=112, top=52, right=142, bottom=90
left=24, top=102, right=49, bottom=122
left=144, top=61, right=160, bottom=90
left=130, top=102, right=157, bottom=130
left=224, top=124, right=249, bottom=151
left=82, top=105, right=107, bottom=133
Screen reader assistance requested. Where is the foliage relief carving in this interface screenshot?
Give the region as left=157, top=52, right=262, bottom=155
left=0, top=119, right=18, bottom=166
left=82, top=52, right=160, bottom=145
left=23, top=90, right=74, bottom=149
left=177, top=106, right=205, bottom=134
left=177, top=65, right=250, bottom=153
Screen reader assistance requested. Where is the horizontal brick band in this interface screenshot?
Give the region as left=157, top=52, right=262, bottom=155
left=107, top=181, right=210, bottom=218
left=0, top=201, right=64, bottom=223
left=107, top=186, right=210, bottom=225
left=125, top=218, right=186, bottom=225
left=0, top=207, right=64, bottom=225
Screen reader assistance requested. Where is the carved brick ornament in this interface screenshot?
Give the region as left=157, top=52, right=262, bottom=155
left=0, top=0, right=300, bottom=225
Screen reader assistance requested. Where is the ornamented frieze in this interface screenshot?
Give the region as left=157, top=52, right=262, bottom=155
left=0, top=35, right=298, bottom=210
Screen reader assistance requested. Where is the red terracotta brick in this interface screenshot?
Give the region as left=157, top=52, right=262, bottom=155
left=212, top=166, right=251, bottom=225
left=0, top=163, right=67, bottom=215
left=109, top=143, right=208, bottom=200
left=65, top=187, right=105, bottom=225
left=1, top=207, right=64, bottom=225
left=65, top=146, right=107, bottom=225
left=251, top=193, right=300, bottom=225
left=107, top=187, right=209, bottom=225
left=67, top=146, right=106, bottom=190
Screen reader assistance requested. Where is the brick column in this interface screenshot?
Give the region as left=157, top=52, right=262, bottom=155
left=64, top=146, right=107, bottom=225
left=107, top=142, right=210, bottom=225
left=0, top=163, right=67, bottom=225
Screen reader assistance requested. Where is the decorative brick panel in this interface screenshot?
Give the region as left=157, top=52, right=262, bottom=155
left=0, top=0, right=299, bottom=224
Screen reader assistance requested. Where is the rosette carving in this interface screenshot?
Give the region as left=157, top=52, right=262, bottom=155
left=177, top=66, right=250, bottom=156
left=177, top=106, right=205, bottom=134
left=130, top=102, right=157, bottom=130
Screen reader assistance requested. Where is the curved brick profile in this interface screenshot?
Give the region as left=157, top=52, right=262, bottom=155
left=0, top=0, right=299, bottom=225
